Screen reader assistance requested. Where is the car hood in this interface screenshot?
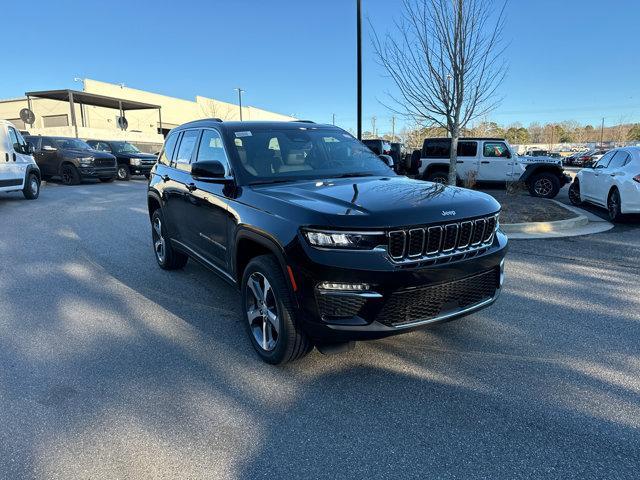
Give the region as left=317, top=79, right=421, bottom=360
left=247, top=175, right=501, bottom=229
left=62, top=148, right=115, bottom=160
left=117, top=152, right=156, bottom=160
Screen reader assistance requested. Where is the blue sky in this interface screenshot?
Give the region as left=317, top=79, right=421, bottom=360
left=4, top=0, right=640, bottom=133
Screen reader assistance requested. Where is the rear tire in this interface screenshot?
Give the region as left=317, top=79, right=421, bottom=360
left=61, top=164, right=81, bottom=185
left=528, top=173, right=560, bottom=198
left=117, top=165, right=131, bottom=181
left=241, top=255, right=313, bottom=365
left=607, top=189, right=623, bottom=223
left=151, top=209, right=188, bottom=270
left=568, top=181, right=582, bottom=206
left=22, top=173, right=40, bottom=200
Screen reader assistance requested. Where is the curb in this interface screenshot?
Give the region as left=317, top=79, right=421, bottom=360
left=500, top=200, right=613, bottom=239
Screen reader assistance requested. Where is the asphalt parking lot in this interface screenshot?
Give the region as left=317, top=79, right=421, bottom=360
left=1, top=180, right=639, bottom=479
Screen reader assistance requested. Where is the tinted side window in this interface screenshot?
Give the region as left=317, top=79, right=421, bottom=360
left=423, top=139, right=450, bottom=158
left=174, top=130, right=200, bottom=172
left=483, top=142, right=509, bottom=158
left=607, top=151, right=629, bottom=169
left=196, top=129, right=230, bottom=172
left=7, top=127, right=20, bottom=149
left=41, top=138, right=56, bottom=150
left=158, top=132, right=180, bottom=166
left=458, top=141, right=478, bottom=157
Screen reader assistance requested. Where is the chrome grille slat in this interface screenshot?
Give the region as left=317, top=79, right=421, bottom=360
left=387, top=214, right=499, bottom=263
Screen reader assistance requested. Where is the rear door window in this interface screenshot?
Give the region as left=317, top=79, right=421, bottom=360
left=607, top=151, right=629, bottom=169
left=458, top=141, right=477, bottom=157
left=158, top=132, right=180, bottom=166
left=173, top=130, right=200, bottom=172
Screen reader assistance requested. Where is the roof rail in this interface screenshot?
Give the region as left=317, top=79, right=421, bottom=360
left=293, top=120, right=315, bottom=124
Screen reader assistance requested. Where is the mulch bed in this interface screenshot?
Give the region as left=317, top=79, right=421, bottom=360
left=481, top=189, right=577, bottom=224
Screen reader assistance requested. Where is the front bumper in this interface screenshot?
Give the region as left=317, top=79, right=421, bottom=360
left=290, top=231, right=508, bottom=342
left=130, top=164, right=154, bottom=176
left=79, top=166, right=117, bottom=179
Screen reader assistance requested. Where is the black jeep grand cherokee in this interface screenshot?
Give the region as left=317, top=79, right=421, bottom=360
left=147, top=120, right=507, bottom=364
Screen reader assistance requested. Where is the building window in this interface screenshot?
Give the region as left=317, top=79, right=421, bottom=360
left=43, top=114, right=69, bottom=128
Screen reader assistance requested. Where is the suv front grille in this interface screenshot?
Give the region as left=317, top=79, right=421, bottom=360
left=376, top=268, right=499, bottom=326
left=387, top=214, right=498, bottom=263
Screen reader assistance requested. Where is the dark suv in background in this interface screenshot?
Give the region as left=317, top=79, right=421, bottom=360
left=86, top=140, right=157, bottom=180
left=25, top=136, right=117, bottom=185
left=147, top=120, right=508, bottom=365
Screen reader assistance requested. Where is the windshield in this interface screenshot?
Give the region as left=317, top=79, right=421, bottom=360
left=111, top=142, right=141, bottom=154
left=54, top=138, right=92, bottom=150
left=232, top=127, right=393, bottom=184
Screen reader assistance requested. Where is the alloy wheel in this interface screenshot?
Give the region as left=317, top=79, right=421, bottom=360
left=534, top=178, right=553, bottom=197
left=62, top=167, right=72, bottom=184
left=568, top=183, right=581, bottom=204
left=152, top=216, right=166, bottom=263
left=117, top=167, right=127, bottom=180
left=245, top=272, right=280, bottom=352
left=608, top=191, right=620, bottom=221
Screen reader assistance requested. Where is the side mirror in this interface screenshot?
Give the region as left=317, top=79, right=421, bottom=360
left=191, top=160, right=228, bottom=181
left=25, top=143, right=34, bottom=155
left=505, top=151, right=512, bottom=159
left=379, top=154, right=395, bottom=168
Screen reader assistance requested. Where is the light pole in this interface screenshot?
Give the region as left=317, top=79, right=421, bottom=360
left=234, top=87, right=245, bottom=121
left=357, top=0, right=362, bottom=140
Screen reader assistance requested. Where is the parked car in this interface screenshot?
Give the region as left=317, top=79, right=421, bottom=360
left=573, top=149, right=607, bottom=168
left=569, top=147, right=640, bottom=222
left=389, top=142, right=404, bottom=170
left=25, top=136, right=117, bottom=185
left=563, top=151, right=585, bottom=166
left=86, top=140, right=157, bottom=180
left=362, top=138, right=396, bottom=171
left=418, top=137, right=571, bottom=198
left=0, top=120, right=40, bottom=199
left=147, top=120, right=507, bottom=364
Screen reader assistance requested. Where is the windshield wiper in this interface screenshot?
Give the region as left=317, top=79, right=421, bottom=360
left=248, top=178, right=296, bottom=186
left=331, top=172, right=376, bottom=179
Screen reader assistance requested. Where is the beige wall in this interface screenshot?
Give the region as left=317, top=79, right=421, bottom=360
left=0, top=78, right=295, bottom=143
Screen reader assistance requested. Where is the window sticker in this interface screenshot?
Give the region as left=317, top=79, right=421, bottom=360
left=235, top=131, right=252, bottom=138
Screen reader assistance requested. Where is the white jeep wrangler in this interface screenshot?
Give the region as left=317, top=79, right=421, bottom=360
left=418, top=137, right=570, bottom=198
left=0, top=120, right=40, bottom=200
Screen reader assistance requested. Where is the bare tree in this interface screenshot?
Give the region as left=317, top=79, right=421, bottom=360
left=372, top=0, right=507, bottom=184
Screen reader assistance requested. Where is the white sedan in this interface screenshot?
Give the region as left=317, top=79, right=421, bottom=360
left=569, top=146, right=640, bottom=222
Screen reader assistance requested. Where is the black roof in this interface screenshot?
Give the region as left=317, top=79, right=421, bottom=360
left=174, top=119, right=335, bottom=131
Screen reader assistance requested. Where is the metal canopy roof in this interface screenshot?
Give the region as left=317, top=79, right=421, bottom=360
left=25, top=89, right=161, bottom=111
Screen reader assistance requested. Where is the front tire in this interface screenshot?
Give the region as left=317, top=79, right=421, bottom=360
left=607, top=189, right=623, bottom=223
left=528, top=173, right=560, bottom=198
left=22, top=173, right=40, bottom=200
left=151, top=210, right=188, bottom=270
left=241, top=255, right=312, bottom=365
left=117, top=165, right=131, bottom=181
left=61, top=164, right=81, bottom=185
left=568, top=181, right=582, bottom=206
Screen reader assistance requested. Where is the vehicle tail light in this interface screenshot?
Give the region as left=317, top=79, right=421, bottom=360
left=633, top=174, right=640, bottom=183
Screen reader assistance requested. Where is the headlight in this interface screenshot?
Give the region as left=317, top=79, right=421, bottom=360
left=79, top=157, right=94, bottom=165
left=303, top=229, right=385, bottom=250
left=130, top=158, right=141, bottom=166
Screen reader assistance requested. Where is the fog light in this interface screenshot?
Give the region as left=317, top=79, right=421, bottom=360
left=318, top=282, right=370, bottom=291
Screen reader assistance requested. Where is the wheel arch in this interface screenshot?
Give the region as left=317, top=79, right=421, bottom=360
left=520, top=164, right=563, bottom=183
left=234, top=228, right=297, bottom=304
left=147, top=191, right=162, bottom=220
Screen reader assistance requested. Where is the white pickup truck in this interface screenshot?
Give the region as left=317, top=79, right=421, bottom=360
left=418, top=137, right=570, bottom=198
left=0, top=120, right=40, bottom=199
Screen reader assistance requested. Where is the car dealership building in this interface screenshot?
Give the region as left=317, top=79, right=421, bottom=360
left=0, top=78, right=295, bottom=150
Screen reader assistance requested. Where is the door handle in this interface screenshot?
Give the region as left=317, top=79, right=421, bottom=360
left=13, top=153, right=17, bottom=162
left=187, top=183, right=197, bottom=192
left=4, top=153, right=8, bottom=162
left=481, top=161, right=490, bottom=164
left=610, top=172, right=621, bottom=177
left=456, top=160, right=464, bottom=164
